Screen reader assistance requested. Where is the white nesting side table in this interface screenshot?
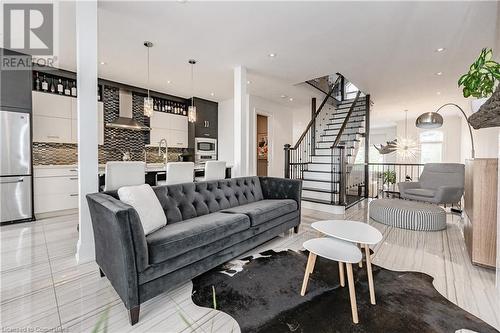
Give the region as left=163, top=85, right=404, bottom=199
left=312, top=220, right=383, bottom=305
left=302, top=237, right=362, bottom=323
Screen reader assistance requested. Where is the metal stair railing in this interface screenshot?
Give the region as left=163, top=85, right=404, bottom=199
left=284, top=75, right=342, bottom=180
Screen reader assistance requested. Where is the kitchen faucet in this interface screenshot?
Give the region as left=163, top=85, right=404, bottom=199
left=158, top=138, right=167, bottom=162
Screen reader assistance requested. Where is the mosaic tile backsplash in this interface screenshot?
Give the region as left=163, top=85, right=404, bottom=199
left=33, top=86, right=187, bottom=165
left=32, top=143, right=183, bottom=165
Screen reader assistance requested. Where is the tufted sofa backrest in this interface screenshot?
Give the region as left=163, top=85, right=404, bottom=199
left=104, top=176, right=263, bottom=224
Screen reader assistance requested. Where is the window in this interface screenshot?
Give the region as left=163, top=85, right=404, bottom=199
left=419, top=130, right=443, bottom=164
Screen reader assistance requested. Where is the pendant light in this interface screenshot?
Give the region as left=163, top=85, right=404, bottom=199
left=143, top=41, right=154, bottom=117
left=188, top=59, right=197, bottom=123
left=395, top=109, right=419, bottom=160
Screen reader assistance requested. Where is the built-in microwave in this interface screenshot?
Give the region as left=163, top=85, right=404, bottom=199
left=195, top=137, right=217, bottom=164
left=195, top=137, right=217, bottom=154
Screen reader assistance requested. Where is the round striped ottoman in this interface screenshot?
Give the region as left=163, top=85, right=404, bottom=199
left=369, top=199, right=446, bottom=231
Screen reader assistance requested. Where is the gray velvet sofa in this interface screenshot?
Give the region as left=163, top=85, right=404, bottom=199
left=86, top=176, right=302, bottom=325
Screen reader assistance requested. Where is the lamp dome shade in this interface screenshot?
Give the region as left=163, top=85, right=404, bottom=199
left=415, top=112, right=443, bottom=129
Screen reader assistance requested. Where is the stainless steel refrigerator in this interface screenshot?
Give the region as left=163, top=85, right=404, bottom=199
left=0, top=110, right=33, bottom=223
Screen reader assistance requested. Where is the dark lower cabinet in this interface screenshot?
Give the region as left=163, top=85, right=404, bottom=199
left=0, top=49, right=32, bottom=111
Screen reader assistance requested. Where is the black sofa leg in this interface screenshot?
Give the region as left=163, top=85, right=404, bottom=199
left=129, top=306, right=140, bottom=325
left=294, top=226, right=299, bottom=233
left=99, top=268, right=105, bottom=278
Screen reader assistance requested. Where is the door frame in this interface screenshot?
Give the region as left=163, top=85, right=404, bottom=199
left=254, top=108, right=273, bottom=176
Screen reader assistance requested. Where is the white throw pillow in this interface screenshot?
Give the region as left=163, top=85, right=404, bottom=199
left=118, top=184, right=167, bottom=235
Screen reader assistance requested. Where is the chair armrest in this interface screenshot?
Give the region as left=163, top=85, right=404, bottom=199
left=86, top=193, right=148, bottom=309
left=259, top=177, right=302, bottom=209
left=434, top=186, right=464, bottom=204
left=397, top=181, right=420, bottom=194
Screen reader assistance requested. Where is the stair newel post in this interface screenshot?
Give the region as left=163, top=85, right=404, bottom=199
left=364, top=94, right=370, bottom=198
left=311, top=98, right=317, bottom=157
left=284, top=144, right=291, bottom=179
left=340, top=75, right=346, bottom=101
left=339, top=146, right=347, bottom=205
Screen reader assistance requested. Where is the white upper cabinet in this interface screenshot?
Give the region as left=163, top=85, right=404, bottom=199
left=148, top=112, right=188, bottom=147
left=32, top=91, right=104, bottom=144
left=32, top=91, right=72, bottom=118
left=33, top=116, right=72, bottom=143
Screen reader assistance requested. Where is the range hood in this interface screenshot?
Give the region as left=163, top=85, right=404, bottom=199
left=106, top=89, right=150, bottom=131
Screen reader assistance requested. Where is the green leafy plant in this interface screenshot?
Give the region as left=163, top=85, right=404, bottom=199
left=458, top=48, right=500, bottom=98
left=382, top=170, right=396, bottom=185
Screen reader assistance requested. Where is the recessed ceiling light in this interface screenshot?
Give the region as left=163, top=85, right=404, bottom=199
left=280, top=94, right=287, bottom=98
left=210, top=92, right=215, bottom=96
left=166, top=80, right=171, bottom=84
left=247, top=80, right=251, bottom=84
left=269, top=53, right=277, bottom=58
left=436, top=91, right=441, bottom=95
left=100, top=61, right=106, bottom=65
left=435, top=72, right=443, bottom=76
left=435, top=47, right=445, bottom=52
left=289, top=97, right=294, bottom=102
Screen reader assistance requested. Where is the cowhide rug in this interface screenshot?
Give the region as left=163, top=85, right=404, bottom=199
left=192, top=250, right=498, bottom=333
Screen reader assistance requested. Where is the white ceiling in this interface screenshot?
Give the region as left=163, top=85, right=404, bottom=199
left=54, top=1, right=499, bottom=127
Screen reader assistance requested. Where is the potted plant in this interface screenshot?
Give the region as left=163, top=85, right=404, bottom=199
left=382, top=170, right=396, bottom=191
left=458, top=48, right=500, bottom=129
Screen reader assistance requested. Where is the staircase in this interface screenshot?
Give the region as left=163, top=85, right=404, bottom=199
left=285, top=74, right=370, bottom=213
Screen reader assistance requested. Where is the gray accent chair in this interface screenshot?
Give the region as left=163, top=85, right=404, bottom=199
left=86, top=176, right=301, bottom=325
left=398, top=163, right=465, bottom=205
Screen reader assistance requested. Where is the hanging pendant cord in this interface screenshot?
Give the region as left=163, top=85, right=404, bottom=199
left=191, top=63, right=194, bottom=105
left=147, top=46, right=150, bottom=99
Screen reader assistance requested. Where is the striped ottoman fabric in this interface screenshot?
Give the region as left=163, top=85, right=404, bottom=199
left=369, top=199, right=446, bottom=231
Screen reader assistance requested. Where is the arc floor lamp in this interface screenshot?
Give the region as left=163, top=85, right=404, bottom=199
left=415, top=103, right=475, bottom=159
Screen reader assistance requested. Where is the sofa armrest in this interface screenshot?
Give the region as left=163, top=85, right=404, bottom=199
left=259, top=177, right=302, bottom=209
left=434, top=186, right=464, bottom=204
left=86, top=193, right=148, bottom=309
left=397, top=181, right=420, bottom=194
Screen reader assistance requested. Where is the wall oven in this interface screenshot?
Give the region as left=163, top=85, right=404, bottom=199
left=195, top=138, right=217, bottom=164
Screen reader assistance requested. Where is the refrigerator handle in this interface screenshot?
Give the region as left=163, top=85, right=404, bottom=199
left=0, top=177, right=24, bottom=184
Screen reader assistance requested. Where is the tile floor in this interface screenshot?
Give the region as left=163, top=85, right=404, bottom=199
left=1, top=201, right=499, bottom=332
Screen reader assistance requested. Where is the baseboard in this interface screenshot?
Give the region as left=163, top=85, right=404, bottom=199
left=301, top=200, right=345, bottom=214
left=35, top=208, right=78, bottom=220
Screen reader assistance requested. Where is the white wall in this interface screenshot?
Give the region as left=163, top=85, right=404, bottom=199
left=217, top=99, right=235, bottom=166
left=395, top=115, right=462, bottom=164
left=218, top=95, right=302, bottom=178
left=292, top=107, right=311, bottom=144
left=249, top=95, right=297, bottom=177
left=369, top=126, right=397, bottom=163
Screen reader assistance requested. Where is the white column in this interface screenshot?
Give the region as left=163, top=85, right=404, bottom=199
left=76, top=0, right=98, bottom=264
left=233, top=66, right=250, bottom=177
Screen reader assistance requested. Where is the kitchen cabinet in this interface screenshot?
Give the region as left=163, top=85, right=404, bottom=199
left=34, top=166, right=79, bottom=214
left=33, top=116, right=72, bottom=143
left=191, top=97, right=218, bottom=139
left=0, top=49, right=32, bottom=111
left=148, top=111, right=188, bottom=147
left=32, top=91, right=104, bottom=144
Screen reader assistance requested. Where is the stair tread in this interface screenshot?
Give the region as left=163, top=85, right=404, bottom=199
left=301, top=197, right=339, bottom=205
left=303, top=187, right=339, bottom=194
left=315, top=147, right=354, bottom=150
left=304, top=170, right=341, bottom=173
left=300, top=178, right=340, bottom=184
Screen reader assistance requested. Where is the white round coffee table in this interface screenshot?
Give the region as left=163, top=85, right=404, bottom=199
left=312, top=220, right=383, bottom=305
left=301, top=237, right=362, bottom=324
